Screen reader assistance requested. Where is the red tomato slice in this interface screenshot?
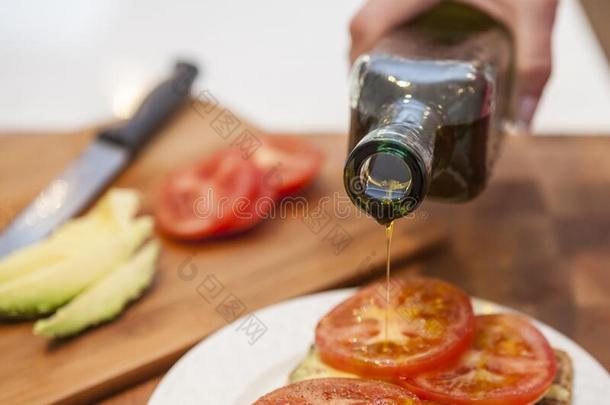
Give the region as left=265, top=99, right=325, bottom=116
left=155, top=149, right=259, bottom=240
left=400, top=314, right=557, bottom=405
left=253, top=378, right=421, bottom=404
left=214, top=165, right=278, bottom=236
left=315, top=277, right=475, bottom=380
left=251, top=135, right=324, bottom=197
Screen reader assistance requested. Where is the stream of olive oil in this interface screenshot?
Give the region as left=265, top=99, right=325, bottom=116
left=361, top=155, right=400, bottom=343
left=384, top=220, right=395, bottom=343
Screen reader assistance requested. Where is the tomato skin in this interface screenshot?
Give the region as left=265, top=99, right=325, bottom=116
left=399, top=314, right=557, bottom=405
left=252, top=135, right=324, bottom=197
left=214, top=165, right=278, bottom=236
left=253, top=377, right=421, bottom=404
left=315, top=277, right=475, bottom=380
left=155, top=149, right=261, bottom=240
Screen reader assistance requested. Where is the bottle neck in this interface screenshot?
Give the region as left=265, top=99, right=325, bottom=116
left=344, top=101, right=440, bottom=223
left=376, top=99, right=440, bottom=170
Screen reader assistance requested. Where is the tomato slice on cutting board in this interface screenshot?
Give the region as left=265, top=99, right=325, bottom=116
left=400, top=313, right=557, bottom=405
left=155, top=149, right=261, bottom=240
left=253, top=377, right=421, bottom=404
left=252, top=135, right=324, bottom=197
left=213, top=165, right=278, bottom=236
left=315, top=277, right=475, bottom=379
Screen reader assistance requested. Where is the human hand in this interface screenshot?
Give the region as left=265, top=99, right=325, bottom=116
left=349, top=0, right=560, bottom=127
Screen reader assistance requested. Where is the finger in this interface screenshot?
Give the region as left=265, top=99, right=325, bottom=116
left=453, top=0, right=516, bottom=30
left=444, top=0, right=558, bottom=129
left=512, top=0, right=559, bottom=126
left=349, top=0, right=439, bottom=62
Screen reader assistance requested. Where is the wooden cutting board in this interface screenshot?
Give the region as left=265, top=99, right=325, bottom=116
left=0, top=103, right=446, bottom=405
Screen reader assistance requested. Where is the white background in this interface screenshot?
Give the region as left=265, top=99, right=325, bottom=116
left=1, top=0, right=609, bottom=134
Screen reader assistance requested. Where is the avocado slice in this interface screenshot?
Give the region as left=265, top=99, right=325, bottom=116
left=34, top=240, right=160, bottom=338
left=0, top=242, right=66, bottom=284
left=0, top=216, right=153, bottom=318
left=84, top=188, right=141, bottom=230
left=0, top=188, right=141, bottom=284
left=289, top=346, right=357, bottom=383
left=0, top=217, right=115, bottom=284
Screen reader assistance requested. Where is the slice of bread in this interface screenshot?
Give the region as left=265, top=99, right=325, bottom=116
left=289, top=346, right=573, bottom=404
left=536, top=349, right=573, bottom=405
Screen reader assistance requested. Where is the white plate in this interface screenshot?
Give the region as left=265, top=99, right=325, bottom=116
left=150, top=289, right=610, bottom=405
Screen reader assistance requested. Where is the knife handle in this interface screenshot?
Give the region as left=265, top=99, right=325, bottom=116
left=100, top=61, right=198, bottom=155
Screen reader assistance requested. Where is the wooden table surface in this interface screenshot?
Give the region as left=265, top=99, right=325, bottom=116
left=101, top=133, right=610, bottom=404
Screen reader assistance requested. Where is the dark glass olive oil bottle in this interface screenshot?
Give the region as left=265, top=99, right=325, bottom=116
left=344, top=1, right=515, bottom=225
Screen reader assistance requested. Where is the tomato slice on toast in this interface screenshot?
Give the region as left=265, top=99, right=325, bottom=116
left=253, top=377, right=420, bottom=404
left=400, top=313, right=557, bottom=405
left=315, top=277, right=475, bottom=379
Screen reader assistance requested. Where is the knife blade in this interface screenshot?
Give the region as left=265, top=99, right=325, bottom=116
left=0, top=61, right=198, bottom=257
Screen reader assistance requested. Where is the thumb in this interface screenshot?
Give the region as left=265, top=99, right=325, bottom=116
left=349, top=0, right=439, bottom=63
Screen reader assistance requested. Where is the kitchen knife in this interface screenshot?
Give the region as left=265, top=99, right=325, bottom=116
left=0, top=61, right=198, bottom=257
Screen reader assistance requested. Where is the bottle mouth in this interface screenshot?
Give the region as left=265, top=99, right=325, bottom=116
left=359, top=152, right=413, bottom=203
left=344, top=138, right=427, bottom=224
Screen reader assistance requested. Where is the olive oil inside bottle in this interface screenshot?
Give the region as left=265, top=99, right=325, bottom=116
left=361, top=153, right=413, bottom=203
left=428, top=115, right=492, bottom=201
left=352, top=150, right=420, bottom=226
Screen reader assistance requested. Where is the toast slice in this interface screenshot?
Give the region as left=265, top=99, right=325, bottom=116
left=289, top=346, right=573, bottom=404
left=536, top=349, right=573, bottom=405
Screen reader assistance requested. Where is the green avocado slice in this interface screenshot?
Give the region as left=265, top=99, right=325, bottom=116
left=0, top=188, right=141, bottom=284
left=0, top=217, right=153, bottom=318
left=34, top=239, right=160, bottom=338
left=289, top=346, right=357, bottom=383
